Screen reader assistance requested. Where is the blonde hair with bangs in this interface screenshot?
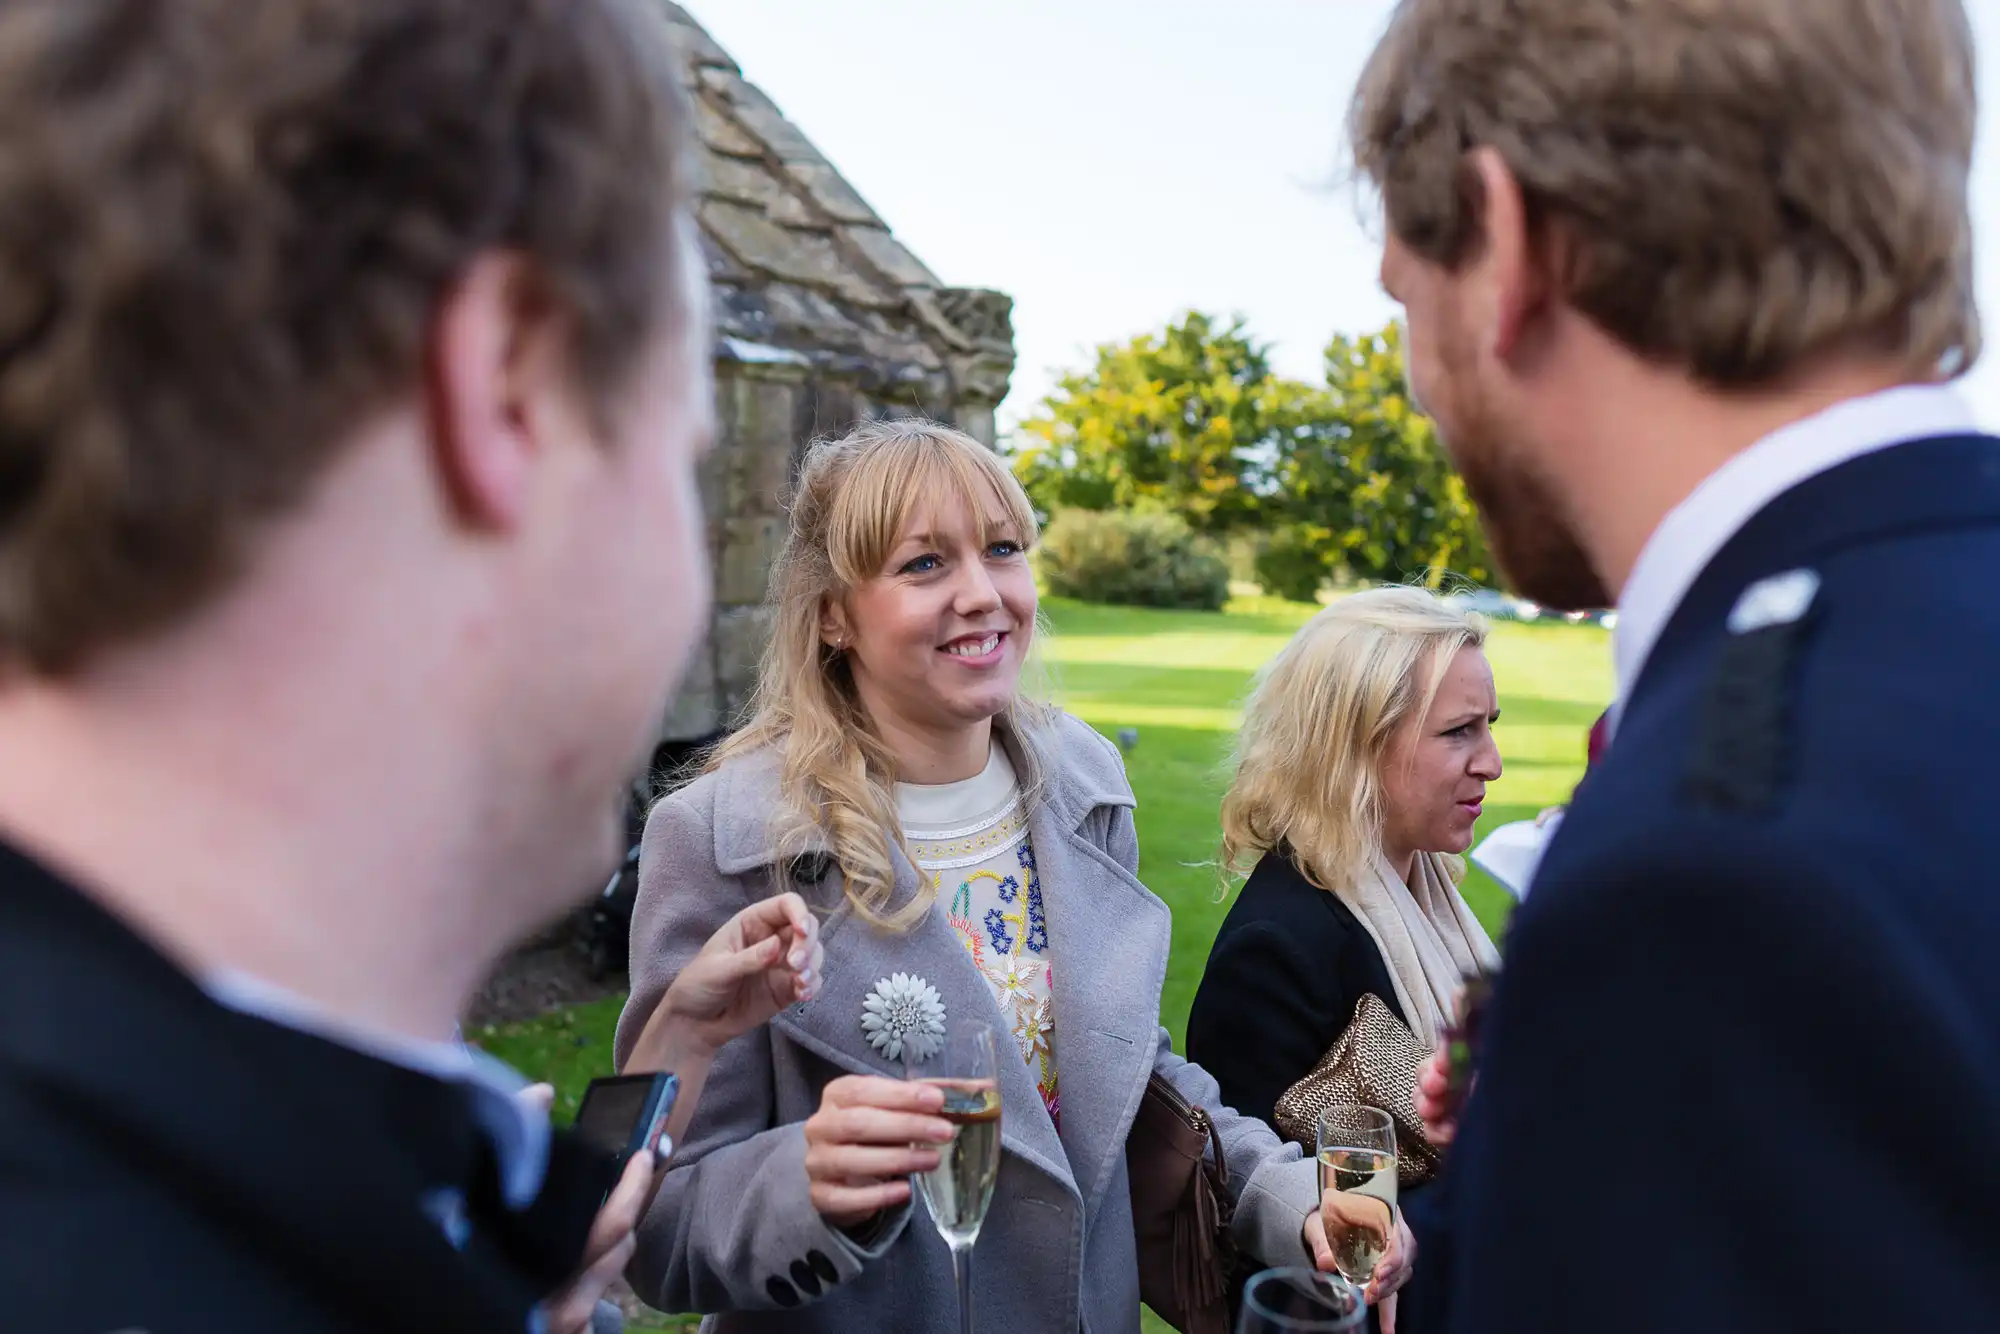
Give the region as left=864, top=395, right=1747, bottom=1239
left=712, top=418, right=1053, bottom=930
left=1221, top=586, right=1488, bottom=895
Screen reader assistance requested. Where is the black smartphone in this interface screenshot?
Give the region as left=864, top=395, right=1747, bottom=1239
left=572, top=1072, right=680, bottom=1168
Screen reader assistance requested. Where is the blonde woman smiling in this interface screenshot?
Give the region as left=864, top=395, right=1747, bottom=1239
left=614, top=420, right=1332, bottom=1334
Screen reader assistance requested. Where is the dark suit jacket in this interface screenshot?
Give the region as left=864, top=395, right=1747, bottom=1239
left=1418, top=434, right=2000, bottom=1332
left=1187, top=849, right=1406, bottom=1130
left=0, top=839, right=618, bottom=1333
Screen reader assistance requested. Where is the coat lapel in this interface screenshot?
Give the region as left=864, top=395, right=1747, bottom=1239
left=715, top=755, right=1073, bottom=1194
left=771, top=853, right=1074, bottom=1194
left=710, top=718, right=1169, bottom=1216
left=1029, top=777, right=1174, bottom=1220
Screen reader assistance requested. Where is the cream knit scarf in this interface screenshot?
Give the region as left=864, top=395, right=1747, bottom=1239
left=1335, top=849, right=1501, bottom=1047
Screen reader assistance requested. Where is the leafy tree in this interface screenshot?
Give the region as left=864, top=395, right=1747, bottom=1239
left=1265, top=322, right=1493, bottom=588
left=1009, top=313, right=1299, bottom=533
left=1011, top=314, right=1494, bottom=594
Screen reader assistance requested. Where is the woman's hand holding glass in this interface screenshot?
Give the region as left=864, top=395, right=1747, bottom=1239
left=1305, top=1188, right=1414, bottom=1296
left=803, top=1076, right=955, bottom=1228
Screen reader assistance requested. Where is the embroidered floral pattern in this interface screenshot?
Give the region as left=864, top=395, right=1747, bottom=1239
left=979, top=870, right=1023, bottom=954
left=1014, top=994, right=1058, bottom=1124
left=1015, top=994, right=1054, bottom=1059
left=945, top=876, right=986, bottom=972
left=908, top=803, right=1060, bottom=1128
left=981, top=908, right=1014, bottom=955
left=982, top=954, right=1042, bottom=1011
left=1020, top=844, right=1048, bottom=953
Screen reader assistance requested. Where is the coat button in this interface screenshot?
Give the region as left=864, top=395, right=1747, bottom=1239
left=766, top=1277, right=800, bottom=1308
left=807, top=1250, right=838, bottom=1287
left=791, top=1258, right=823, bottom=1298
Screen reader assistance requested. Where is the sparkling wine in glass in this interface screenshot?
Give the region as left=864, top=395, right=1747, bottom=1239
left=1236, top=1267, right=1367, bottom=1333
left=908, top=1021, right=1001, bottom=1334
left=1316, top=1103, right=1398, bottom=1290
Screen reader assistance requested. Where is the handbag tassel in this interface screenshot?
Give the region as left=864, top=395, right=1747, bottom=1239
left=1173, top=1178, right=1219, bottom=1312
left=1172, top=1134, right=1237, bottom=1313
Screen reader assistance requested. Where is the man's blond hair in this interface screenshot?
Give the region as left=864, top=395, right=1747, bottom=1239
left=1349, top=0, right=1980, bottom=386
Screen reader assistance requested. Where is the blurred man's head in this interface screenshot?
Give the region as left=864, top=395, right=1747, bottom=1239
left=1350, top=0, right=1980, bottom=608
left=0, top=0, right=711, bottom=966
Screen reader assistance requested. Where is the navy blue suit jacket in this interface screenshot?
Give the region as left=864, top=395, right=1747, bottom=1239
left=1417, top=434, right=2000, bottom=1333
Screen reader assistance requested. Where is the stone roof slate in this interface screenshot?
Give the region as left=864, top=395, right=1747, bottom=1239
left=660, top=4, right=1014, bottom=405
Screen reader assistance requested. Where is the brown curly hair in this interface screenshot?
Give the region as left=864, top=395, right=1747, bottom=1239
left=0, top=0, right=692, bottom=674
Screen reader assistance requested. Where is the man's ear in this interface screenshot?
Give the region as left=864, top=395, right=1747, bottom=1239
left=423, top=252, right=564, bottom=532
left=1463, top=147, right=1549, bottom=365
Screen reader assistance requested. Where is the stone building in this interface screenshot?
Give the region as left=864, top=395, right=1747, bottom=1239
left=658, top=4, right=1019, bottom=745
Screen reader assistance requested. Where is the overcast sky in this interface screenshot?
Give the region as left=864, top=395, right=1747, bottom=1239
left=695, top=0, right=2000, bottom=432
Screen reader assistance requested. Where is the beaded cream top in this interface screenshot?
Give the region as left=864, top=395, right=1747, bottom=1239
left=897, top=743, right=1058, bottom=1127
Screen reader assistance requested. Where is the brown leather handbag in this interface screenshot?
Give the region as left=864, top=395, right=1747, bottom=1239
left=1126, top=1073, right=1236, bottom=1334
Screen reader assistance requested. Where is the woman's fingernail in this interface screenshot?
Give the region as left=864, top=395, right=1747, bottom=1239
left=789, top=950, right=808, bottom=970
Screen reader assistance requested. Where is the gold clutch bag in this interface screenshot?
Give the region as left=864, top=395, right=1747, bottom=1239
left=1271, top=993, right=1440, bottom=1188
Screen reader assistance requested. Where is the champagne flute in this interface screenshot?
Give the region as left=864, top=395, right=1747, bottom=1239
left=1316, top=1104, right=1398, bottom=1290
left=907, top=1021, right=1001, bottom=1334
left=1237, top=1268, right=1367, bottom=1333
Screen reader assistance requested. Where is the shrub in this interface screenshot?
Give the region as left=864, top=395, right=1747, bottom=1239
left=1223, top=533, right=1261, bottom=584
left=1037, top=509, right=1230, bottom=611
left=1254, top=525, right=1331, bottom=603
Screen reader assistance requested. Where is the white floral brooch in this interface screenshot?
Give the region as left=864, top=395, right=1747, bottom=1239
left=860, top=972, right=946, bottom=1063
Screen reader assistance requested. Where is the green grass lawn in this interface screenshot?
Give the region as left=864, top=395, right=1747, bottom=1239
left=475, top=592, right=1611, bottom=1332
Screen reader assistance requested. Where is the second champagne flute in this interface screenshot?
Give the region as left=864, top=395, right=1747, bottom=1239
left=1316, top=1103, right=1398, bottom=1291
left=907, top=1020, right=1002, bottom=1334
left=1237, top=1267, right=1367, bottom=1334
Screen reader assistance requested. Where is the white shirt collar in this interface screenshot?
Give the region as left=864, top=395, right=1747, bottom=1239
left=1608, top=383, right=1978, bottom=734
left=202, top=968, right=550, bottom=1210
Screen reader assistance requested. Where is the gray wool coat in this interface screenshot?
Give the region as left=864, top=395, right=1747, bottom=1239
left=613, top=712, right=1320, bottom=1333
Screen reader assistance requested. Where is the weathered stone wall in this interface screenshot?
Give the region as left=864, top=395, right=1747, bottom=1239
left=655, top=3, right=1017, bottom=744
left=661, top=362, right=1009, bottom=742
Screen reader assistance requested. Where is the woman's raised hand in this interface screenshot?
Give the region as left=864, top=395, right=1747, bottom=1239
left=802, top=1076, right=954, bottom=1228
left=650, top=892, right=824, bottom=1059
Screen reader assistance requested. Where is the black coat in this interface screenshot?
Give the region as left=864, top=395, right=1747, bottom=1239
left=1190, top=851, right=1439, bottom=1334
left=0, top=840, right=620, bottom=1333
left=1187, top=849, right=1406, bottom=1130
left=1416, top=433, right=2000, bottom=1333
